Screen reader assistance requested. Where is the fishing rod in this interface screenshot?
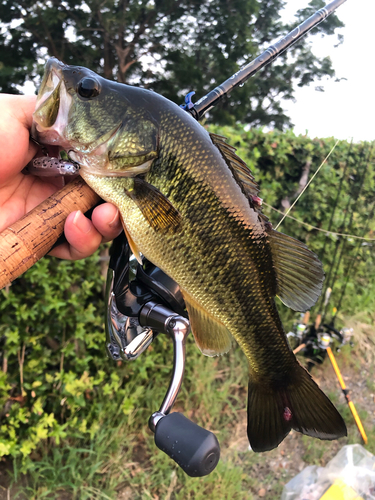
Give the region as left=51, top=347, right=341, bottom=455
left=187, top=0, right=348, bottom=120
left=319, top=139, right=353, bottom=262
left=0, top=0, right=348, bottom=289
left=332, top=198, right=375, bottom=321
left=326, top=346, right=368, bottom=444
left=317, top=143, right=368, bottom=317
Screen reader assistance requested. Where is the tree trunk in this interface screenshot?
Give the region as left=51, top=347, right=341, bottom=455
left=281, top=159, right=312, bottom=211
left=103, top=32, right=114, bottom=79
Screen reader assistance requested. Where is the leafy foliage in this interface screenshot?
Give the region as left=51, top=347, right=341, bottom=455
left=0, top=0, right=343, bottom=127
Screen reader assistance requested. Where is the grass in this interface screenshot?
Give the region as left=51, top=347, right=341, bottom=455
left=4, top=319, right=375, bottom=499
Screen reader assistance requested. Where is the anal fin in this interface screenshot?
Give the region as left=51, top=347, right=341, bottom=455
left=181, top=290, right=232, bottom=357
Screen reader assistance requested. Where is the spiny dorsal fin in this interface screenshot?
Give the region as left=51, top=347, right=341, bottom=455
left=210, top=132, right=260, bottom=202
left=181, top=289, right=233, bottom=357
left=268, top=229, right=324, bottom=312
left=210, top=133, right=274, bottom=231
left=210, top=133, right=323, bottom=312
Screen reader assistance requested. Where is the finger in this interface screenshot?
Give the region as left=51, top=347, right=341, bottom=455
left=0, top=95, right=39, bottom=184
left=7, top=94, right=37, bottom=129
left=49, top=210, right=103, bottom=260
left=0, top=175, right=64, bottom=232
left=91, top=203, right=123, bottom=243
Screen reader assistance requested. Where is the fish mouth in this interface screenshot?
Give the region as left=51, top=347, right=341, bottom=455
left=32, top=59, right=72, bottom=149
left=32, top=58, right=121, bottom=157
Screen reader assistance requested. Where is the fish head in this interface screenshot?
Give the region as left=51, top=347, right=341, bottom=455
left=32, top=57, right=159, bottom=177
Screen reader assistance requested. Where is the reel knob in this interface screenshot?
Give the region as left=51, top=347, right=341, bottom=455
left=153, top=412, right=220, bottom=477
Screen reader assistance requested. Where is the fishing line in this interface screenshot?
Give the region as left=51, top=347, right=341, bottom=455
left=275, top=139, right=340, bottom=230
left=262, top=203, right=375, bottom=241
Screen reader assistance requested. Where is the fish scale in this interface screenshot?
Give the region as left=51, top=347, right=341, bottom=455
left=32, top=58, right=347, bottom=452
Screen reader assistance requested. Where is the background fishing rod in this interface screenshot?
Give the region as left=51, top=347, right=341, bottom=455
left=316, top=143, right=370, bottom=317
left=314, top=141, right=354, bottom=321
left=288, top=138, right=375, bottom=367
left=320, top=142, right=374, bottom=325
left=318, top=139, right=353, bottom=261
left=329, top=197, right=375, bottom=324
left=0, top=0, right=349, bottom=289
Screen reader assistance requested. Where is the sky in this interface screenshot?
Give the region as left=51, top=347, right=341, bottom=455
left=281, top=0, right=375, bottom=142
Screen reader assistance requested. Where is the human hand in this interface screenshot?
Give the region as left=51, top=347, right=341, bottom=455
left=0, top=94, right=122, bottom=259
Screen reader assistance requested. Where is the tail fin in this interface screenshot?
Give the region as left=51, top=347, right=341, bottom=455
left=247, top=363, right=347, bottom=452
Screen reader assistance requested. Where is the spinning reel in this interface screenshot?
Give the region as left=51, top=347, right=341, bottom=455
left=288, top=315, right=354, bottom=369
left=105, top=231, right=220, bottom=477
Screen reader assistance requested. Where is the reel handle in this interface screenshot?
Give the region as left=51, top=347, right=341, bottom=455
left=154, top=412, right=220, bottom=477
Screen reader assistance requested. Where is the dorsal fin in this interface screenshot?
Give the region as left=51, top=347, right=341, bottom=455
left=210, top=132, right=272, bottom=232
left=210, top=132, right=260, bottom=201
left=210, top=133, right=323, bottom=313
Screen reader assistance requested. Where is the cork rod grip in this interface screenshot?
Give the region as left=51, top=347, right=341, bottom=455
left=0, top=177, right=100, bottom=290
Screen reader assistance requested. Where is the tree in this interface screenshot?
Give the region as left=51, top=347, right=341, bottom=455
left=0, top=0, right=344, bottom=128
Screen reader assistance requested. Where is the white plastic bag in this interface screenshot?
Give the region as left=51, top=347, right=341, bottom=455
left=281, top=445, right=375, bottom=500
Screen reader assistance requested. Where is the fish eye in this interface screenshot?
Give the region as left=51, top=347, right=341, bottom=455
left=77, top=77, right=100, bottom=99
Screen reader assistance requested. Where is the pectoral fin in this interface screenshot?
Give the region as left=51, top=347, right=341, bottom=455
left=181, top=289, right=232, bottom=356
left=268, top=229, right=324, bottom=312
left=125, top=177, right=182, bottom=233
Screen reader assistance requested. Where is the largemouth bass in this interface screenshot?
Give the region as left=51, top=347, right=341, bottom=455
left=32, top=58, right=347, bottom=451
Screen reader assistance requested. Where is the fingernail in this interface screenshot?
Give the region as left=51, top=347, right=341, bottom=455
left=109, top=208, right=121, bottom=228
left=72, top=210, right=92, bottom=234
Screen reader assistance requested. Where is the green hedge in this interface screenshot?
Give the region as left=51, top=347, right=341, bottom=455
left=1, top=127, right=374, bottom=469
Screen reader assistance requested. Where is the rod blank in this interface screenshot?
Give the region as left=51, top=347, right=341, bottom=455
left=193, top=0, right=347, bottom=119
